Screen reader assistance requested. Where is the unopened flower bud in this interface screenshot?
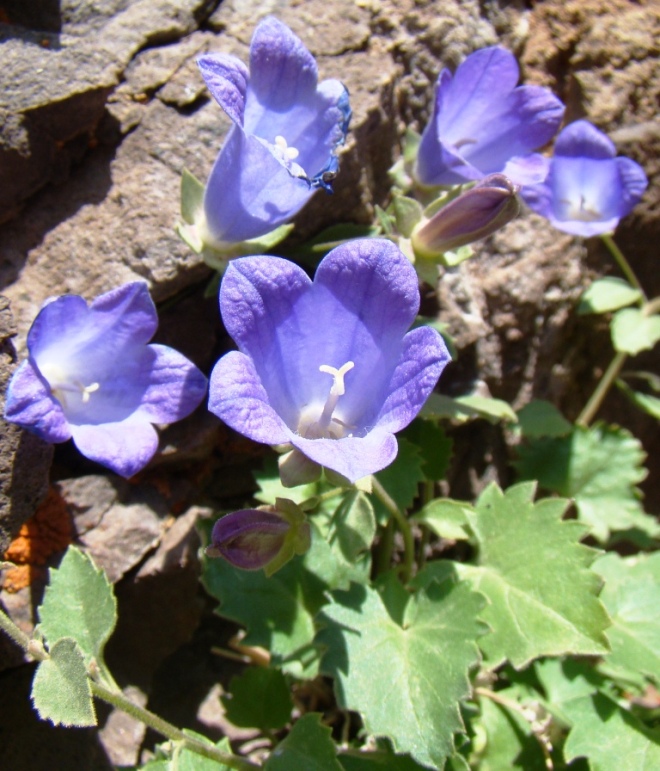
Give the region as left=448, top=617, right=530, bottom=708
left=207, top=499, right=311, bottom=575
left=411, top=174, right=520, bottom=260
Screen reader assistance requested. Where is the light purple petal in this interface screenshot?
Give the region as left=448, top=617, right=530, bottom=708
left=616, top=156, right=649, bottom=212
left=416, top=47, right=564, bottom=186
left=197, top=53, right=249, bottom=126
left=203, top=128, right=314, bottom=243
left=70, top=421, right=159, bottom=478
left=30, top=282, right=157, bottom=377
left=291, top=428, right=398, bottom=483
left=247, top=17, right=318, bottom=113
left=376, top=327, right=450, bottom=432
left=208, top=350, right=292, bottom=445
left=502, top=153, right=550, bottom=186
left=553, top=119, right=615, bottom=159
left=4, top=359, right=71, bottom=443
left=134, top=345, right=208, bottom=423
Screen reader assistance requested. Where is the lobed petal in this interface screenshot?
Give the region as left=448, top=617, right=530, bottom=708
left=203, top=128, right=314, bottom=244
left=376, top=327, right=450, bottom=433
left=70, top=420, right=159, bottom=478
left=553, top=120, right=615, bottom=160
left=616, top=156, right=648, bottom=213
left=197, top=53, right=249, bottom=127
left=4, top=359, right=71, bottom=443
left=247, top=17, right=318, bottom=113
left=133, top=344, right=208, bottom=424
left=291, top=428, right=398, bottom=484
left=208, top=350, right=292, bottom=445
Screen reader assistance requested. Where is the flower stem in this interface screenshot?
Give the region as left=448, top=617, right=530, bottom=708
left=371, top=477, right=415, bottom=583
left=576, top=351, right=628, bottom=428
left=601, top=234, right=647, bottom=301
left=0, top=608, right=259, bottom=770
left=89, top=681, right=259, bottom=769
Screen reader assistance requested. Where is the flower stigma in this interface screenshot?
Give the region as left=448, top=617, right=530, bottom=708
left=38, top=361, right=100, bottom=406
left=560, top=194, right=601, bottom=223
left=297, top=361, right=355, bottom=440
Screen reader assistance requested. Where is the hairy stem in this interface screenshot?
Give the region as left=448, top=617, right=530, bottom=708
left=601, top=233, right=646, bottom=300
left=371, top=477, right=415, bottom=583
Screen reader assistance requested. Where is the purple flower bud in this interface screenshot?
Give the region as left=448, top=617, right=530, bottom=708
left=411, top=174, right=520, bottom=259
left=207, top=499, right=311, bottom=575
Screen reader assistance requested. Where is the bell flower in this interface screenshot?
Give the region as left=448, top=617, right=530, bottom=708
left=521, top=120, right=648, bottom=237
left=415, top=46, right=564, bottom=188
left=195, top=16, right=350, bottom=249
left=4, top=282, right=207, bottom=478
left=208, top=239, right=451, bottom=484
left=412, top=173, right=520, bottom=259
left=207, top=499, right=311, bottom=575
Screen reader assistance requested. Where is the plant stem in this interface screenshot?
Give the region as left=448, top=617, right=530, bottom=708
left=371, top=477, right=415, bottom=583
left=90, top=681, right=260, bottom=769
left=601, top=233, right=646, bottom=300
left=576, top=351, right=628, bottom=427
left=0, top=609, right=259, bottom=770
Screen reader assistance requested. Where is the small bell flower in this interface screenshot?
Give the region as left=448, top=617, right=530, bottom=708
left=415, top=46, right=564, bottom=187
left=186, top=17, right=350, bottom=256
left=207, top=238, right=451, bottom=484
left=411, top=174, right=520, bottom=260
left=4, top=282, right=207, bottom=478
left=521, top=120, right=648, bottom=237
left=206, top=499, right=311, bottom=575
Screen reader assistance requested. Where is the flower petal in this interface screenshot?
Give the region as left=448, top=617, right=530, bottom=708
left=291, top=428, right=398, bottom=483
left=4, top=359, right=71, bottom=442
left=208, top=350, right=292, bottom=445
left=134, top=345, right=207, bottom=423
left=247, top=17, right=318, bottom=113
left=553, top=119, right=615, bottom=159
left=203, top=128, right=314, bottom=244
left=197, top=53, right=249, bottom=126
left=70, top=420, right=159, bottom=478
left=376, top=327, right=450, bottom=432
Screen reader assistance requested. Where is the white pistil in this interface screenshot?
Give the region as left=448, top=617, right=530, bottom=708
left=40, top=363, right=100, bottom=406
left=274, top=135, right=300, bottom=161
left=316, top=361, right=354, bottom=432
left=559, top=194, right=601, bottom=222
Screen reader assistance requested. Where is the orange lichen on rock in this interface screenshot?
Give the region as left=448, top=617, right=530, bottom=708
left=2, top=487, right=73, bottom=592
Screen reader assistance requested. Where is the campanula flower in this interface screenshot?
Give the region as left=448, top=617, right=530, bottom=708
left=4, top=282, right=207, bottom=478
left=412, top=173, right=520, bottom=259
left=415, top=46, right=564, bottom=187
left=521, top=120, right=648, bottom=237
left=207, top=499, right=311, bottom=575
left=195, top=17, right=350, bottom=249
left=208, top=239, right=450, bottom=484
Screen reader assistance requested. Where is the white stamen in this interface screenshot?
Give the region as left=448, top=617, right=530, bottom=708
left=297, top=361, right=355, bottom=439
left=559, top=194, right=601, bottom=222
left=274, top=135, right=300, bottom=160
left=316, top=361, right=354, bottom=431
left=39, top=363, right=100, bottom=405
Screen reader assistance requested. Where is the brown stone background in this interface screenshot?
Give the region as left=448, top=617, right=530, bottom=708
left=0, top=0, right=658, bottom=766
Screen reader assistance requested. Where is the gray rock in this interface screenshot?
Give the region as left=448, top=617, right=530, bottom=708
left=0, top=296, right=52, bottom=556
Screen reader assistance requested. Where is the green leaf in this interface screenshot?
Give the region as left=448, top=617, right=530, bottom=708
left=265, top=713, right=343, bottom=771
left=578, top=277, right=642, bottom=315
left=563, top=692, right=660, bottom=770
left=31, top=637, right=96, bottom=727
left=37, top=546, right=116, bottom=678
left=303, top=519, right=371, bottom=592
left=472, top=687, right=547, bottom=771
left=514, top=424, right=658, bottom=543
left=339, top=748, right=430, bottom=770
left=389, top=195, right=423, bottom=238
left=145, top=735, right=233, bottom=770
left=416, top=482, right=610, bottom=669
left=180, top=167, right=204, bottom=225
left=421, top=393, right=516, bottom=424
left=534, top=658, right=604, bottom=725
left=401, top=419, right=453, bottom=481
left=200, top=519, right=325, bottom=678
left=318, top=580, right=485, bottom=769
left=611, top=308, right=660, bottom=355
left=373, top=437, right=425, bottom=522
left=593, top=552, right=660, bottom=687
left=222, top=667, right=292, bottom=731
left=328, top=490, right=377, bottom=562
left=411, top=498, right=474, bottom=541
left=516, top=400, right=572, bottom=438
left=617, top=379, right=660, bottom=419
